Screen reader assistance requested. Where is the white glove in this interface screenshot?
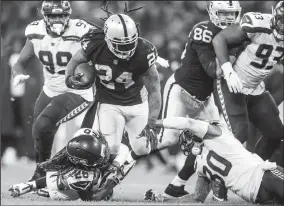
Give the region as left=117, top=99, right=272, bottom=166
left=9, top=182, right=34, bottom=197
left=156, top=56, right=170, bottom=68
left=221, top=62, right=243, bottom=93
left=13, top=74, right=30, bottom=86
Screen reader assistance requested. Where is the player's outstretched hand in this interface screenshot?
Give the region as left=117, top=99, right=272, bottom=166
left=9, top=182, right=33, bottom=197
left=144, top=189, right=165, bottom=202
left=156, top=56, right=170, bottom=68
left=13, top=74, right=30, bottom=86
left=65, top=73, right=92, bottom=90
left=138, top=122, right=158, bottom=150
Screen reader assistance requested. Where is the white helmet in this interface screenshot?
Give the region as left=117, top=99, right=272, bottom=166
left=104, top=14, right=138, bottom=60
left=207, top=1, right=242, bottom=29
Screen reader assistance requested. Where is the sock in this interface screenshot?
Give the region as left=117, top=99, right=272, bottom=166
left=171, top=175, right=187, bottom=187
left=113, top=143, right=130, bottom=167
left=177, top=153, right=196, bottom=181
left=35, top=177, right=47, bottom=189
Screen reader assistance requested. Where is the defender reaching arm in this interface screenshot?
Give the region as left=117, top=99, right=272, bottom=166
left=212, top=24, right=247, bottom=93
left=12, top=39, right=35, bottom=86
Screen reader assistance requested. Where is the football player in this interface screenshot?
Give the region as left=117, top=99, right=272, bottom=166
left=212, top=1, right=284, bottom=162
left=65, top=2, right=161, bottom=192
left=8, top=128, right=115, bottom=201
left=12, top=1, right=95, bottom=181
left=138, top=1, right=243, bottom=201
left=145, top=117, right=284, bottom=205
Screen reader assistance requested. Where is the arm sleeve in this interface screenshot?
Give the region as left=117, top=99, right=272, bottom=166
left=193, top=43, right=218, bottom=78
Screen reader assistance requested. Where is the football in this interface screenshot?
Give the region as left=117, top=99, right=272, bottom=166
left=74, top=62, right=96, bottom=85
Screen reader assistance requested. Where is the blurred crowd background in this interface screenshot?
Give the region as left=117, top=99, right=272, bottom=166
left=0, top=1, right=280, bottom=170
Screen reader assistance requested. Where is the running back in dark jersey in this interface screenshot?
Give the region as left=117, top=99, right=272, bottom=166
left=174, top=21, right=222, bottom=100
left=80, top=28, right=158, bottom=106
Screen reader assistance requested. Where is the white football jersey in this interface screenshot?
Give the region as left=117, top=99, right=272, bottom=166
left=46, top=169, right=97, bottom=191
left=234, top=12, right=284, bottom=95
left=195, top=123, right=277, bottom=203
left=25, top=19, right=94, bottom=101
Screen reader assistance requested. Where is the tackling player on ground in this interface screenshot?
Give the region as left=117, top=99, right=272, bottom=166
left=212, top=1, right=284, bottom=163
left=140, top=1, right=243, bottom=201
left=145, top=117, right=284, bottom=205
left=8, top=128, right=115, bottom=201
left=12, top=1, right=95, bottom=181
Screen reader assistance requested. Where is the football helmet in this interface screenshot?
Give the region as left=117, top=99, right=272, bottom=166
left=207, top=1, right=242, bottom=29
left=104, top=14, right=139, bottom=60
left=41, top=1, right=72, bottom=36
left=271, top=1, right=284, bottom=41
left=66, top=128, right=110, bottom=168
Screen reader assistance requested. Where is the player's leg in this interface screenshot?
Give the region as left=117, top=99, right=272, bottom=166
left=213, top=77, right=250, bottom=143
left=30, top=90, right=52, bottom=181
left=97, top=103, right=126, bottom=163
left=256, top=166, right=284, bottom=204
left=248, top=92, right=283, bottom=161
left=33, top=92, right=88, bottom=164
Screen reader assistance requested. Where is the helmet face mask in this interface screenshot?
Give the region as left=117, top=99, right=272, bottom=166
left=104, top=14, right=139, bottom=60
left=271, top=1, right=284, bottom=41
left=66, top=128, right=110, bottom=168
left=41, top=1, right=72, bottom=36
left=207, top=1, right=242, bottom=29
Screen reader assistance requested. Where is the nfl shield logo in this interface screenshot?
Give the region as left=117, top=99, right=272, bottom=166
left=113, top=59, right=118, bottom=65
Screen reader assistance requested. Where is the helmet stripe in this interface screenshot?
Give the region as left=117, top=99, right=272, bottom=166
left=117, top=14, right=128, bottom=37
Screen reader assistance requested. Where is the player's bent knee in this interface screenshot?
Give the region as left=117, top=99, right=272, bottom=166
left=33, top=115, right=54, bottom=137
left=132, top=143, right=151, bottom=156
left=108, top=143, right=120, bottom=155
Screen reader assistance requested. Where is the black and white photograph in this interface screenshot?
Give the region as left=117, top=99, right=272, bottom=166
left=1, top=1, right=283, bottom=205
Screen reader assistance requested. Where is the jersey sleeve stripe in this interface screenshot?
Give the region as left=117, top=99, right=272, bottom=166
left=26, top=34, right=45, bottom=40
left=241, top=26, right=272, bottom=34
left=62, top=36, right=81, bottom=42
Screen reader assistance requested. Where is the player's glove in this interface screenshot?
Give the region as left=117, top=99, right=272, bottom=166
left=9, top=182, right=34, bottom=197
left=221, top=62, right=243, bottom=93
left=144, top=189, right=165, bottom=202
left=138, top=122, right=158, bottom=150
left=13, top=74, right=30, bottom=86
left=65, top=73, right=93, bottom=90
left=156, top=56, right=170, bottom=68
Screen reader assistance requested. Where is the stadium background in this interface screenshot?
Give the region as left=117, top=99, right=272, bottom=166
left=1, top=0, right=282, bottom=180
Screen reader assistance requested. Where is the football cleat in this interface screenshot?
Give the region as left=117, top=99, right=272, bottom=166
left=28, top=164, right=46, bottom=182
left=163, top=184, right=190, bottom=199
left=212, top=181, right=228, bottom=202
left=37, top=188, right=50, bottom=198
left=9, top=183, right=34, bottom=197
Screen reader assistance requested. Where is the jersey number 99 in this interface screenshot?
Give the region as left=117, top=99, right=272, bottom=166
left=38, top=51, right=72, bottom=74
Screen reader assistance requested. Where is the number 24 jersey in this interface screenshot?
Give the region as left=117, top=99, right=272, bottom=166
left=81, top=29, right=158, bottom=106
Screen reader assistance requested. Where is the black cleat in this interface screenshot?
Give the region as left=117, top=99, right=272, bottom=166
left=28, top=164, right=46, bottom=182
left=163, top=184, right=189, bottom=199
left=212, top=181, right=228, bottom=202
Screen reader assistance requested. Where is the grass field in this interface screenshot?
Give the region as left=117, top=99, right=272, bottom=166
left=1, top=158, right=253, bottom=206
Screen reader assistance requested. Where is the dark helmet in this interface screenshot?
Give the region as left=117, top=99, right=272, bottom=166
left=41, top=1, right=72, bottom=36
left=271, top=1, right=284, bottom=41
left=66, top=128, right=110, bottom=168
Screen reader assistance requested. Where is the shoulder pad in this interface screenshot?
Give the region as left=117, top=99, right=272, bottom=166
left=189, top=21, right=217, bottom=45
left=240, top=12, right=272, bottom=34
left=68, top=19, right=95, bottom=37
left=80, top=28, right=105, bottom=60
left=25, top=20, right=46, bottom=41
left=138, top=38, right=158, bottom=68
